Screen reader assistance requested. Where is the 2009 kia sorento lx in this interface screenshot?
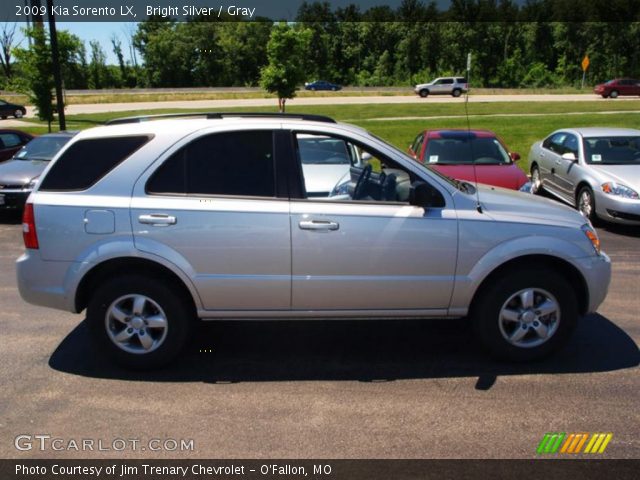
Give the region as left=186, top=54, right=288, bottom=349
left=16, top=113, right=611, bottom=369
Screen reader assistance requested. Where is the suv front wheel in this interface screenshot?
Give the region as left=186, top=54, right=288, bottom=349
left=419, top=89, right=429, bottom=98
left=87, top=274, right=194, bottom=369
left=472, top=267, right=577, bottom=361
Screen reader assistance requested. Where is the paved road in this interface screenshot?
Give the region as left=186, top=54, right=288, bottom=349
left=0, top=212, right=638, bottom=459
left=1, top=94, right=637, bottom=127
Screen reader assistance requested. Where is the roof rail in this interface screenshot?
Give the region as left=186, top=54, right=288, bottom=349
left=105, top=112, right=337, bottom=126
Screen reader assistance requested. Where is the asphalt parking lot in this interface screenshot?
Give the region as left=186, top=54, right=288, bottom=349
left=0, top=210, right=638, bottom=459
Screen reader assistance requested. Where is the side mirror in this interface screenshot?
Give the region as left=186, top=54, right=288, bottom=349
left=410, top=181, right=443, bottom=208
left=510, top=152, right=521, bottom=161
left=561, top=152, right=577, bottom=161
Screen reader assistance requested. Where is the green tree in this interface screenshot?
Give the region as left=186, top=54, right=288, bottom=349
left=260, top=23, right=312, bottom=112
left=13, top=26, right=54, bottom=128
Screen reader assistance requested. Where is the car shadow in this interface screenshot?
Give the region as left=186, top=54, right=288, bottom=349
left=0, top=210, right=22, bottom=224
left=599, top=223, right=640, bottom=238
left=49, top=314, right=638, bottom=389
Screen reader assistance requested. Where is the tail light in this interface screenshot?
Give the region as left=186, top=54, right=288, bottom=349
left=22, top=202, right=39, bottom=249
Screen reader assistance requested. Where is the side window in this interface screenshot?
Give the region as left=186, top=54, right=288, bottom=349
left=39, top=136, right=151, bottom=191
left=545, top=133, right=567, bottom=154
left=410, top=133, right=424, bottom=159
left=563, top=135, right=579, bottom=156
left=441, top=78, right=454, bottom=84
left=295, top=132, right=422, bottom=204
left=0, top=133, right=22, bottom=148
left=147, top=130, right=275, bottom=198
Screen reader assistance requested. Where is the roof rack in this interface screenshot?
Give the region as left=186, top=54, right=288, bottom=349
left=105, top=112, right=337, bottom=126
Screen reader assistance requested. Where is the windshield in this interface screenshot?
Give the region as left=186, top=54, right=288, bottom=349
left=583, top=136, right=640, bottom=165
left=13, top=135, right=72, bottom=161
left=605, top=79, right=616, bottom=85
left=423, top=136, right=511, bottom=165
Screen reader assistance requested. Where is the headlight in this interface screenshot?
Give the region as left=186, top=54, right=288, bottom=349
left=581, top=224, right=601, bottom=255
left=601, top=182, right=639, bottom=199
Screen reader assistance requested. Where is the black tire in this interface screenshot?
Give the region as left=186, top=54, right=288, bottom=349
left=452, top=89, right=462, bottom=97
left=576, top=185, right=600, bottom=225
left=609, top=90, right=619, bottom=98
left=601, top=94, right=608, bottom=98
left=1, top=115, right=6, bottom=119
left=419, top=89, right=429, bottom=98
left=14, top=109, right=23, bottom=119
left=331, top=86, right=337, bottom=91
left=87, top=274, right=194, bottom=369
left=472, top=267, right=578, bottom=362
left=310, top=87, right=316, bottom=91
left=530, top=164, right=543, bottom=194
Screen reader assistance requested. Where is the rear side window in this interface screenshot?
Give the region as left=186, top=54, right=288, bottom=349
left=456, top=78, right=467, bottom=84
left=147, top=130, right=275, bottom=197
left=39, top=136, right=151, bottom=191
left=0, top=133, right=22, bottom=148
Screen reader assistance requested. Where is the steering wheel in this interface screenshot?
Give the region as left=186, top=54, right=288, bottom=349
left=352, top=164, right=372, bottom=200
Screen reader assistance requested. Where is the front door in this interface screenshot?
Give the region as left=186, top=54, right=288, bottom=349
left=288, top=131, right=457, bottom=313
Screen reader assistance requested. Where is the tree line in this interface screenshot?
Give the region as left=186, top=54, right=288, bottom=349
left=1, top=0, right=639, bottom=95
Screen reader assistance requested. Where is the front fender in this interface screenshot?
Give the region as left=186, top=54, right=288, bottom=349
left=448, top=235, right=590, bottom=316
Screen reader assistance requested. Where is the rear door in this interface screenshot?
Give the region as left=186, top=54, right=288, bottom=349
left=132, top=128, right=292, bottom=312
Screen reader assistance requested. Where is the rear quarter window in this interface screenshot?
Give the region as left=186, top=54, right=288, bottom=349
left=39, top=136, right=152, bottom=191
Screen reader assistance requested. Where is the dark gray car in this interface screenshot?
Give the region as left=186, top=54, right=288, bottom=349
left=0, top=131, right=77, bottom=209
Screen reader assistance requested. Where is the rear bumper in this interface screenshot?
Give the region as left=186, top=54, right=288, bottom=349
left=16, top=249, right=76, bottom=312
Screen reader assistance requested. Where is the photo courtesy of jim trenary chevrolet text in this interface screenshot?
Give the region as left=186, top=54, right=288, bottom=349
left=0, top=0, right=638, bottom=479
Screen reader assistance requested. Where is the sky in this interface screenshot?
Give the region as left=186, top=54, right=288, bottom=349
left=13, top=22, right=135, bottom=65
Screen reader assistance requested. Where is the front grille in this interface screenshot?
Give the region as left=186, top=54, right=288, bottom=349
left=606, top=209, right=640, bottom=221
left=0, top=184, right=24, bottom=190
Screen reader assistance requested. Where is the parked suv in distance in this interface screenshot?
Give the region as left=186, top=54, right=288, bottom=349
left=414, top=77, right=468, bottom=97
left=17, top=113, right=610, bottom=369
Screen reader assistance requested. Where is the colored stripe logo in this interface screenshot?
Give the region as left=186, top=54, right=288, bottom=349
left=537, top=433, right=612, bottom=454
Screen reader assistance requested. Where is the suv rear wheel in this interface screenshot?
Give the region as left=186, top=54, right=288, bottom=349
left=472, top=268, right=577, bottom=361
left=87, top=274, right=194, bottom=369
left=452, top=89, right=462, bottom=97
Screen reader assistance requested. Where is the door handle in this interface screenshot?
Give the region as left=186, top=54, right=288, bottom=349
left=138, top=214, right=177, bottom=226
left=299, top=220, right=339, bottom=231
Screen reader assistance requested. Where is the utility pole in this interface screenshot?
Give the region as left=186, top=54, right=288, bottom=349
left=46, top=0, right=66, bottom=130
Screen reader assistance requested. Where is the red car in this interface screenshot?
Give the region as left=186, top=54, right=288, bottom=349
left=408, top=129, right=528, bottom=190
left=0, top=129, right=34, bottom=163
left=594, top=78, right=640, bottom=98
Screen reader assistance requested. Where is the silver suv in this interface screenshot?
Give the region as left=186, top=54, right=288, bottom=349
left=415, top=77, right=468, bottom=98
left=16, top=113, right=611, bottom=369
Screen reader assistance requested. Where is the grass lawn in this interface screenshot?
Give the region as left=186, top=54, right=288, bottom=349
left=1, top=86, right=599, bottom=106
left=15, top=100, right=640, bottom=172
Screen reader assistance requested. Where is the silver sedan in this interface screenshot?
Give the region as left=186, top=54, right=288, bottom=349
left=528, top=127, right=640, bottom=225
